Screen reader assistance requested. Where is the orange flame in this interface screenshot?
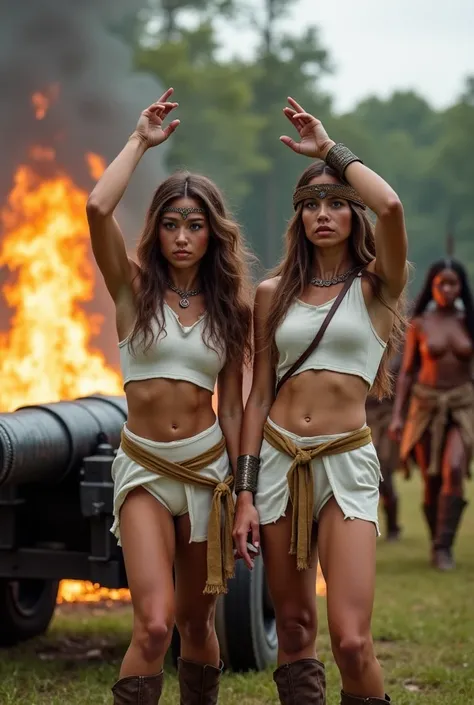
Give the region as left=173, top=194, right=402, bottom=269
left=57, top=580, right=131, bottom=604
left=0, top=146, right=124, bottom=602
left=86, top=153, right=107, bottom=181
left=0, top=156, right=122, bottom=412
left=31, top=84, right=60, bottom=120
left=0, top=88, right=124, bottom=603
left=316, top=562, right=327, bottom=597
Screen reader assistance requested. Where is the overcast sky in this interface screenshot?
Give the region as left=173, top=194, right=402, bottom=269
left=217, top=0, right=474, bottom=113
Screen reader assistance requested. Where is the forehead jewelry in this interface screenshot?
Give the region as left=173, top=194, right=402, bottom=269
left=292, top=183, right=366, bottom=210
left=162, top=206, right=206, bottom=220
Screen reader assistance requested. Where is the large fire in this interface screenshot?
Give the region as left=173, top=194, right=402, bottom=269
left=0, top=89, right=125, bottom=602
left=0, top=153, right=122, bottom=412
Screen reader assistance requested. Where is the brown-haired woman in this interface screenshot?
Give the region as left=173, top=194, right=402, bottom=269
left=86, top=90, right=252, bottom=705
left=233, top=98, right=407, bottom=705
left=389, top=258, right=474, bottom=571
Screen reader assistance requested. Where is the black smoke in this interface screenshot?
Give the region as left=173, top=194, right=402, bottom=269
left=0, top=0, right=167, bottom=243
left=0, top=1, right=168, bottom=365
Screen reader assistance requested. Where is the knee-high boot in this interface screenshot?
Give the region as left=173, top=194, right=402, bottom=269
left=111, top=673, right=164, bottom=704
left=382, top=495, right=401, bottom=541
left=433, top=495, right=468, bottom=571
left=273, top=658, right=326, bottom=704
left=177, top=657, right=223, bottom=705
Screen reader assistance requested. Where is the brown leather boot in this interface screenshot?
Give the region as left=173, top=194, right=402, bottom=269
left=433, top=495, right=468, bottom=571
left=273, top=658, right=326, bottom=704
left=422, top=502, right=438, bottom=565
left=177, top=657, right=223, bottom=704
left=383, top=496, right=401, bottom=542
left=111, top=672, right=164, bottom=704
left=340, top=691, right=390, bottom=703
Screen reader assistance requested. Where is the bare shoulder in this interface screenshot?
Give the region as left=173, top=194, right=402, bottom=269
left=256, top=276, right=280, bottom=297
left=255, top=277, right=279, bottom=311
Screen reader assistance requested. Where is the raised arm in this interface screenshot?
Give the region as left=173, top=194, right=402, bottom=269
left=86, top=89, right=179, bottom=302
left=280, top=97, right=407, bottom=298
left=339, top=159, right=407, bottom=299
left=388, top=320, right=420, bottom=441
left=232, top=280, right=276, bottom=569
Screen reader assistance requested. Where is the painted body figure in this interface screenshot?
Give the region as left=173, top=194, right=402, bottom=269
left=87, top=91, right=252, bottom=705
left=390, top=259, right=474, bottom=571
left=233, top=98, right=407, bottom=705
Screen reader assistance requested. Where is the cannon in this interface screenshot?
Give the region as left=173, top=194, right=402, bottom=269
left=0, top=395, right=277, bottom=671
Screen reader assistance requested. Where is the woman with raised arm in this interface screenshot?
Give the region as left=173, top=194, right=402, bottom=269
left=86, top=90, right=252, bottom=705
left=389, top=259, right=474, bottom=571
left=233, top=98, right=407, bottom=705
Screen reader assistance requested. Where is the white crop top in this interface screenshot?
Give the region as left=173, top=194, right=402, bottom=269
left=275, top=275, right=386, bottom=388
left=119, top=303, right=226, bottom=392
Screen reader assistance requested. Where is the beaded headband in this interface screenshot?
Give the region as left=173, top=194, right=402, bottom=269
left=293, top=183, right=366, bottom=210
left=162, top=206, right=206, bottom=220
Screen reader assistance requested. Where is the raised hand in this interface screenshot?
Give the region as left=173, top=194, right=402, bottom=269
left=280, top=97, right=334, bottom=160
left=133, top=88, right=180, bottom=149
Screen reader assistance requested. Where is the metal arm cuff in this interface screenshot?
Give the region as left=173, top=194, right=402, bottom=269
left=325, top=142, right=363, bottom=178
left=235, top=454, right=260, bottom=494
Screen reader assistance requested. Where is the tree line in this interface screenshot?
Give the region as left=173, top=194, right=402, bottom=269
left=117, top=0, right=474, bottom=292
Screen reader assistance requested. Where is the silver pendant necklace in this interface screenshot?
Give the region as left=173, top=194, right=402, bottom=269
left=311, top=266, right=358, bottom=288
left=167, top=281, right=202, bottom=309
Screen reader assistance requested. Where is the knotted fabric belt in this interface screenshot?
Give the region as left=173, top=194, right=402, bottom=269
left=120, top=430, right=234, bottom=595
left=263, top=421, right=372, bottom=570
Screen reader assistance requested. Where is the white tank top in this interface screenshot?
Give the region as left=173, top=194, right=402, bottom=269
left=119, top=303, right=226, bottom=392
left=275, top=275, right=386, bottom=388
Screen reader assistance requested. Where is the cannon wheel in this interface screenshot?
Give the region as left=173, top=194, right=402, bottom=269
left=0, top=578, right=59, bottom=646
left=171, top=556, right=277, bottom=672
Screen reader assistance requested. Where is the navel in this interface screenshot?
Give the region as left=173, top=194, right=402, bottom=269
left=304, top=416, right=311, bottom=423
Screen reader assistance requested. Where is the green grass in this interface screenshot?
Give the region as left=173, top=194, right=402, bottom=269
left=1, top=474, right=474, bottom=704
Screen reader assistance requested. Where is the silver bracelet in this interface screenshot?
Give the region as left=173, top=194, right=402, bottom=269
left=325, top=143, right=363, bottom=178
left=235, top=454, right=260, bottom=494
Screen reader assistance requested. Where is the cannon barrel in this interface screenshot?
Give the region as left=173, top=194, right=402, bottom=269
left=0, top=395, right=127, bottom=487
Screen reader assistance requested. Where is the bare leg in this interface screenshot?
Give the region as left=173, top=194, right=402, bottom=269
left=261, top=509, right=319, bottom=664
left=119, top=488, right=176, bottom=678
left=174, top=512, right=223, bottom=705
left=174, top=512, right=219, bottom=666
left=261, top=508, right=326, bottom=704
left=318, top=498, right=384, bottom=699
left=440, top=426, right=466, bottom=499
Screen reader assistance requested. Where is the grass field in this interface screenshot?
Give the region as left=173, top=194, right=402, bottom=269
left=1, top=473, right=473, bottom=704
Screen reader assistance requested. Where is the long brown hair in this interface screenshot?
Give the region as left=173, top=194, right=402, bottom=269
left=265, top=161, right=407, bottom=399
left=129, top=171, right=253, bottom=365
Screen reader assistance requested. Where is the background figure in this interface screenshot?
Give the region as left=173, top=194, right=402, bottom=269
left=366, top=351, right=403, bottom=541
left=390, top=259, right=474, bottom=571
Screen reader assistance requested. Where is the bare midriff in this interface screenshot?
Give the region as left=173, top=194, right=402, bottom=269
left=124, top=378, right=215, bottom=442
left=269, top=369, right=369, bottom=437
